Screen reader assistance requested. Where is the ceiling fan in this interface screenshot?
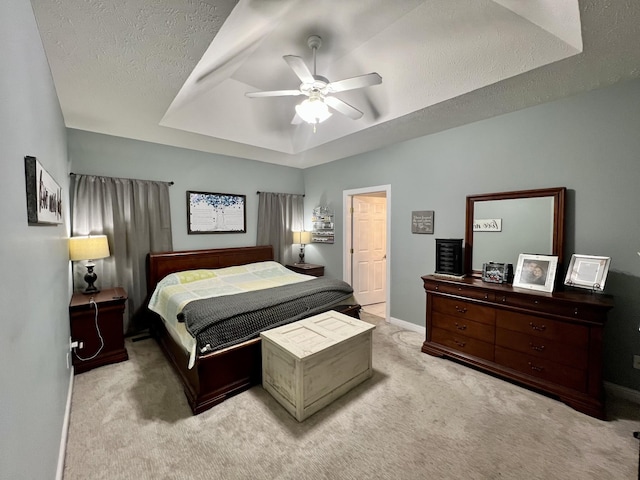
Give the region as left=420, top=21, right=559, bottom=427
left=245, top=35, right=382, bottom=130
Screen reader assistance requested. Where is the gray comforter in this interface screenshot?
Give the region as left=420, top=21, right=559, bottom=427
left=178, top=278, right=355, bottom=354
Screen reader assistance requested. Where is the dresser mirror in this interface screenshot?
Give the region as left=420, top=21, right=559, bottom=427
left=464, top=187, right=566, bottom=277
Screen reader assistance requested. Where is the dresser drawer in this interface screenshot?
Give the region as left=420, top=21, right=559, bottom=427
left=432, top=327, right=494, bottom=361
left=495, top=346, right=587, bottom=392
left=495, top=293, right=602, bottom=322
left=495, top=328, right=588, bottom=369
left=432, top=296, right=495, bottom=325
left=496, top=310, right=588, bottom=347
left=430, top=282, right=494, bottom=301
left=433, top=312, right=495, bottom=343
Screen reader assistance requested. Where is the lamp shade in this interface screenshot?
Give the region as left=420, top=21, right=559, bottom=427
left=295, top=98, right=332, bottom=124
left=69, top=235, right=110, bottom=261
left=292, top=231, right=313, bottom=245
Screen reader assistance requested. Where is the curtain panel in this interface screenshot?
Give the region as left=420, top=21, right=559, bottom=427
left=72, top=174, right=173, bottom=333
left=257, top=192, right=305, bottom=264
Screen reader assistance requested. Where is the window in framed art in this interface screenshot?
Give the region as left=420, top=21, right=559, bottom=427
left=187, top=191, right=246, bottom=234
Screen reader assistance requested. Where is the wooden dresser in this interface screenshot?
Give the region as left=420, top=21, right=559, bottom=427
left=421, top=275, right=614, bottom=419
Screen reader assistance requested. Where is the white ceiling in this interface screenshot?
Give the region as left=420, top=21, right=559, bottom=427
left=32, top=0, right=640, bottom=169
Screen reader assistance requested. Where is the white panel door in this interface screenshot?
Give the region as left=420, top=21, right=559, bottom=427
left=352, top=196, right=387, bottom=305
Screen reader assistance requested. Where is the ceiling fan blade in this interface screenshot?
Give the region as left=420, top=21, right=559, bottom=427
left=245, top=90, right=304, bottom=98
left=283, top=55, right=315, bottom=84
left=327, top=73, right=382, bottom=93
left=324, top=96, right=363, bottom=120
left=291, top=113, right=303, bottom=125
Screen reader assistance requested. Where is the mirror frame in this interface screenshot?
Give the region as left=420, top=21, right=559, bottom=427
left=464, top=187, right=566, bottom=278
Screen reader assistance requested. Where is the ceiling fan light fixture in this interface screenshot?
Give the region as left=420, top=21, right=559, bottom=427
left=295, top=97, right=332, bottom=125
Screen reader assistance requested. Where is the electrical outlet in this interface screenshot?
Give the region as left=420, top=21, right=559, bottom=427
left=633, top=355, right=640, bottom=370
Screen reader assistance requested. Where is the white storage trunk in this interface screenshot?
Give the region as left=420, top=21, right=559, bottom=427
left=260, top=310, right=375, bottom=421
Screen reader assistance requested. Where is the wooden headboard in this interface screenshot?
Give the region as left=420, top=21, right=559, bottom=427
left=146, top=245, right=274, bottom=296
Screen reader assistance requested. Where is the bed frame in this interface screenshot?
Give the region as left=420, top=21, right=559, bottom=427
left=145, top=245, right=361, bottom=414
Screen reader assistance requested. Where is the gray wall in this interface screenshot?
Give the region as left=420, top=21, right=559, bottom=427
left=67, top=129, right=305, bottom=251
left=303, top=78, right=640, bottom=392
left=0, top=1, right=72, bottom=479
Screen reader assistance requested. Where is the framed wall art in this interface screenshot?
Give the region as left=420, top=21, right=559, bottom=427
left=564, top=254, right=611, bottom=292
left=411, top=210, right=434, bottom=234
left=24, top=155, right=63, bottom=225
left=512, top=253, right=558, bottom=293
left=187, top=191, right=246, bottom=234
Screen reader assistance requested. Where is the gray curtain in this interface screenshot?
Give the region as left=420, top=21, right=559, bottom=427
left=257, top=192, right=305, bottom=264
left=72, top=174, right=173, bottom=333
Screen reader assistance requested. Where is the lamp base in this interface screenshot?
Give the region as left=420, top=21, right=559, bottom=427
left=83, top=264, right=100, bottom=294
left=298, top=246, right=306, bottom=264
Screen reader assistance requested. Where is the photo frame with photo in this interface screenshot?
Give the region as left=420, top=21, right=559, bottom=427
left=564, top=254, right=611, bottom=292
left=481, top=262, right=512, bottom=284
left=512, top=254, right=558, bottom=293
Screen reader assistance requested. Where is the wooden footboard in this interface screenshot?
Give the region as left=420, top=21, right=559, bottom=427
left=146, top=246, right=361, bottom=415
left=150, top=312, right=261, bottom=413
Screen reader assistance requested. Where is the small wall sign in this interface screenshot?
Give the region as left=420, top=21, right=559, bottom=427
left=473, top=218, right=502, bottom=232
left=411, top=210, right=434, bottom=234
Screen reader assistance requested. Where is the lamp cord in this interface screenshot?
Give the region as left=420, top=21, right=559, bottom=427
left=74, top=299, right=105, bottom=361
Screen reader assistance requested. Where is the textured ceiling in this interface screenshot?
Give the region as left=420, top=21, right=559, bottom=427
left=32, top=0, right=640, bottom=169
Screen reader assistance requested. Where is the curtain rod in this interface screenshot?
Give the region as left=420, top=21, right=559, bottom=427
left=70, top=172, right=174, bottom=185
left=256, top=190, right=304, bottom=197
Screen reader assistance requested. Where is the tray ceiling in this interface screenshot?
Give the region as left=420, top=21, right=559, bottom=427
left=32, top=0, right=640, bottom=168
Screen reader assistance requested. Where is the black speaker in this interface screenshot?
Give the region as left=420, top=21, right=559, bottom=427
left=435, top=238, right=463, bottom=275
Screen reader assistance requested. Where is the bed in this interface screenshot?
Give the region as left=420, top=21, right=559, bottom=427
left=145, top=245, right=361, bottom=414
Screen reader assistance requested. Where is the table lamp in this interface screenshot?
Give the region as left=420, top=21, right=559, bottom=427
left=292, top=231, right=313, bottom=264
left=69, top=235, right=110, bottom=294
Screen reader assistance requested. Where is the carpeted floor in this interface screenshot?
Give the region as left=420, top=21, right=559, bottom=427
left=63, top=312, right=640, bottom=479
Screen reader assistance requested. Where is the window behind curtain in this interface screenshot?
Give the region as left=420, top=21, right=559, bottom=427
left=256, top=192, right=304, bottom=264
left=72, top=174, right=173, bottom=333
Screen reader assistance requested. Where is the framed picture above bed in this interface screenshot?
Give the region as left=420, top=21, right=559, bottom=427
left=187, top=191, right=246, bottom=234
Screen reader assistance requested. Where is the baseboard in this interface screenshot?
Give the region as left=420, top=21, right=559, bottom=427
left=56, top=367, right=74, bottom=480
left=389, top=316, right=425, bottom=335
left=605, top=381, right=640, bottom=405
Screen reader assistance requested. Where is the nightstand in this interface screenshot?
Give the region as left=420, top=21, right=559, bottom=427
left=286, top=263, right=324, bottom=277
left=69, top=287, right=129, bottom=374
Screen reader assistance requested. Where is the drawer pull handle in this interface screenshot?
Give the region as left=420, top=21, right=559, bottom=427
left=529, top=322, right=546, bottom=331
left=455, top=306, right=468, bottom=314
left=501, top=296, right=507, bottom=303
left=454, top=340, right=466, bottom=347
left=455, top=323, right=467, bottom=331
left=528, top=362, right=544, bottom=372
left=435, top=285, right=439, bottom=291
left=529, top=342, right=546, bottom=352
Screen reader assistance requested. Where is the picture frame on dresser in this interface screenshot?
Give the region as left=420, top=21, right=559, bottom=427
left=564, top=254, right=611, bottom=292
left=512, top=253, right=558, bottom=293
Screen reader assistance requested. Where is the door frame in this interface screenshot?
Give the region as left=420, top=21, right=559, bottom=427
left=343, top=184, right=391, bottom=321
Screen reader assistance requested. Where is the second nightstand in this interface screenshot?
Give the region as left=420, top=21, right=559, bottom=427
left=69, top=287, right=129, bottom=374
left=286, top=263, right=324, bottom=277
